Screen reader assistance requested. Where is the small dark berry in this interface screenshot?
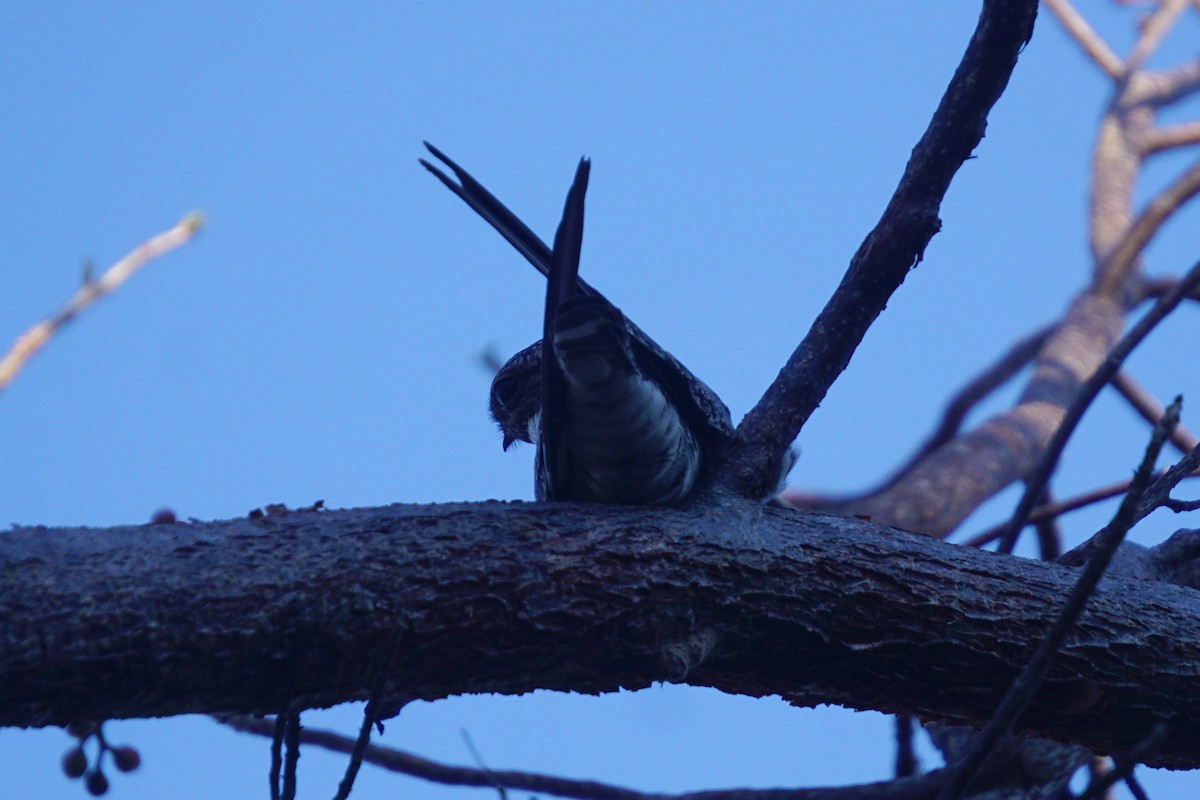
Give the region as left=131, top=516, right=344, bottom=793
left=112, top=746, right=141, bottom=772
left=85, top=770, right=109, bottom=796
left=62, top=747, right=88, bottom=779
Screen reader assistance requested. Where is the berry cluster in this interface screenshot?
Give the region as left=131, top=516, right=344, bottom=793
left=61, top=722, right=141, bottom=796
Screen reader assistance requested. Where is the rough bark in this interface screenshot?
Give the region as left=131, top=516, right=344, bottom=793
left=3, top=500, right=1198, bottom=769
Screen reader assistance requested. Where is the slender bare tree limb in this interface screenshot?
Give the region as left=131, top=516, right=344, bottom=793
left=1123, top=0, right=1189, bottom=76
left=1140, top=120, right=1200, bottom=155
left=1111, top=369, right=1200, bottom=454
left=715, top=0, right=1039, bottom=498
left=1073, top=724, right=1168, bottom=800
left=894, top=716, right=919, bottom=780
left=219, top=714, right=949, bottom=800
left=1136, top=439, right=1200, bottom=522
left=1137, top=273, right=1200, bottom=302
left=1031, top=485, right=1063, bottom=561
left=1043, top=0, right=1123, bottom=79
left=962, top=469, right=1198, bottom=549
left=996, top=260, right=1200, bottom=554
left=0, top=213, right=204, bottom=394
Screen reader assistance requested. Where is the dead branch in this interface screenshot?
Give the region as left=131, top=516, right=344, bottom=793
left=0, top=213, right=204, bottom=394
left=1042, top=0, right=1123, bottom=79
left=4, top=501, right=1200, bottom=768
left=221, top=713, right=949, bottom=800
left=1112, top=370, right=1200, bottom=454
left=715, top=0, right=1038, bottom=499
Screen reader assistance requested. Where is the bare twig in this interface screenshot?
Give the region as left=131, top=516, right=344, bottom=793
left=0, top=213, right=204, bottom=394
left=1123, top=0, right=1189, bottom=76
left=717, top=0, right=1039, bottom=498
left=1125, top=772, right=1152, bottom=800
left=1136, top=438, right=1200, bottom=522
left=1140, top=120, right=1200, bottom=156
left=1031, top=485, right=1063, bottom=561
left=1043, top=0, right=1124, bottom=79
left=1073, top=724, right=1168, bottom=800
left=937, top=399, right=1180, bottom=800
left=894, top=716, right=919, bottom=779
left=221, top=713, right=948, bottom=800
left=462, top=730, right=509, bottom=800
left=995, top=258, right=1200, bottom=555
left=964, top=472, right=1188, bottom=548
left=1164, top=497, right=1200, bottom=512
left=282, top=712, right=301, bottom=800
left=270, top=714, right=286, bottom=800
left=332, top=632, right=403, bottom=800
left=1137, top=273, right=1200, bottom=303
left=1112, top=370, right=1200, bottom=455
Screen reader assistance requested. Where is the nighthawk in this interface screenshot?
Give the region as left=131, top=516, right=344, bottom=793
left=422, top=143, right=785, bottom=504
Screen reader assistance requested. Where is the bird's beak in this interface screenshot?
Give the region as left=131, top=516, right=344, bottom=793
left=502, top=433, right=516, bottom=451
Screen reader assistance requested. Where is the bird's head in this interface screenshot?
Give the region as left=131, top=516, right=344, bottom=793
left=489, top=341, right=542, bottom=450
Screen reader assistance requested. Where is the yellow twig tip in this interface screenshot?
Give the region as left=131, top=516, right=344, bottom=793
left=181, top=212, right=206, bottom=234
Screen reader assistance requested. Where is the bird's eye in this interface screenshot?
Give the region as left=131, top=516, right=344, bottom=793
left=492, top=375, right=519, bottom=409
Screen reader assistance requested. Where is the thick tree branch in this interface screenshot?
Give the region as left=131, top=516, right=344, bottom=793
left=715, top=0, right=1038, bottom=498
left=3, top=500, right=1200, bottom=767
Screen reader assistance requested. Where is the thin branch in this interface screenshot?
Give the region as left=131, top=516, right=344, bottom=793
left=1031, top=486, right=1063, bottom=561
left=1140, top=120, right=1200, bottom=156
left=1125, top=772, right=1152, bottom=800
left=1111, top=370, right=1199, bottom=455
left=1136, top=274, right=1200, bottom=303
left=1073, top=724, right=1167, bottom=800
left=282, top=712, right=301, bottom=800
left=964, top=473, right=1151, bottom=548
left=1164, top=497, right=1200, bottom=512
left=221, top=714, right=948, bottom=800
left=995, top=258, right=1200, bottom=555
left=937, top=399, right=1179, bottom=800
left=894, top=716, right=919, bottom=779
left=462, top=730, right=509, bottom=800
left=1043, top=0, right=1124, bottom=79
left=1135, top=438, right=1200, bottom=521
left=0, top=213, right=204, bottom=394
left=270, top=714, right=287, bottom=800
left=1123, top=0, right=1188, bottom=76
left=717, top=0, right=1039, bottom=498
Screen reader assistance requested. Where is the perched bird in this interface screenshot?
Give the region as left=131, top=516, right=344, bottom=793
left=421, top=143, right=781, bottom=504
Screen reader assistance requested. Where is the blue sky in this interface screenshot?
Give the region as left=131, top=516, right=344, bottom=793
left=2, top=3, right=1199, bottom=799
